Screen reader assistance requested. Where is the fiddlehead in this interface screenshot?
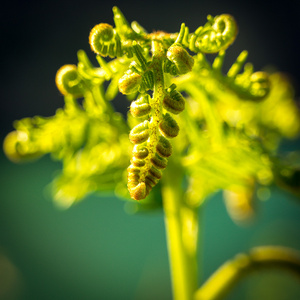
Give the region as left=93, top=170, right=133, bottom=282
left=162, top=84, right=185, bottom=114
left=129, top=120, right=150, bottom=144
left=89, top=7, right=149, bottom=60
left=159, top=113, right=180, bottom=138
left=224, top=51, right=271, bottom=100
left=166, top=44, right=194, bottom=74
left=89, top=23, right=123, bottom=58
left=125, top=35, right=189, bottom=200
left=106, top=21, right=192, bottom=201
left=189, top=14, right=238, bottom=53
left=230, top=67, right=270, bottom=100
left=165, top=24, right=194, bottom=75
left=130, top=94, right=151, bottom=118
left=164, top=24, right=194, bottom=76
left=118, top=70, right=142, bottom=94
left=55, top=64, right=85, bottom=96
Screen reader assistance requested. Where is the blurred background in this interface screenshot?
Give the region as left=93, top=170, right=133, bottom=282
left=1, top=0, right=300, bottom=299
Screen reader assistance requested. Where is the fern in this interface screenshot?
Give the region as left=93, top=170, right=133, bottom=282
left=3, top=7, right=300, bottom=300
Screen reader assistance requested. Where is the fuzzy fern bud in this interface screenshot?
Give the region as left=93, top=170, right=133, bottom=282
left=159, top=113, right=180, bottom=138
left=163, top=85, right=185, bottom=114
left=166, top=44, right=194, bottom=75
left=130, top=94, right=151, bottom=118
left=128, top=181, right=147, bottom=201
left=132, top=144, right=149, bottom=159
left=156, top=136, right=172, bottom=158
left=131, top=156, right=146, bottom=167
left=129, top=120, right=150, bottom=144
left=150, top=153, right=168, bottom=169
left=119, top=70, right=142, bottom=94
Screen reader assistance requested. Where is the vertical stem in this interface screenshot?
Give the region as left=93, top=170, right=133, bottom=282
left=162, top=160, right=199, bottom=300
left=151, top=39, right=199, bottom=299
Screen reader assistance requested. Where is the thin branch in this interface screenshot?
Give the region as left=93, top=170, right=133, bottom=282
left=194, top=246, right=300, bottom=300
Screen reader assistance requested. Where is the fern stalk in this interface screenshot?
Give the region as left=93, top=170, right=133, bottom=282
left=162, top=158, right=199, bottom=300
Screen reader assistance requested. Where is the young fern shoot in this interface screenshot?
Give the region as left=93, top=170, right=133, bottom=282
left=3, top=6, right=300, bottom=300
left=87, top=11, right=242, bottom=201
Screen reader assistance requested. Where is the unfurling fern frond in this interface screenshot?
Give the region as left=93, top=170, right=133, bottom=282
left=125, top=39, right=190, bottom=200
left=163, top=84, right=185, bottom=114
left=222, top=51, right=270, bottom=100
left=55, top=65, right=85, bottom=96
left=89, top=23, right=122, bottom=58
left=189, top=14, right=238, bottom=53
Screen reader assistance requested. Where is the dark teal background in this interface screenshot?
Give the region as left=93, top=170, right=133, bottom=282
left=1, top=0, right=300, bottom=299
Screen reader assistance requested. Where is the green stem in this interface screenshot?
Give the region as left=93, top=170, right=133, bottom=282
left=194, top=246, right=300, bottom=300
left=162, top=160, right=199, bottom=300
left=151, top=39, right=199, bottom=300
